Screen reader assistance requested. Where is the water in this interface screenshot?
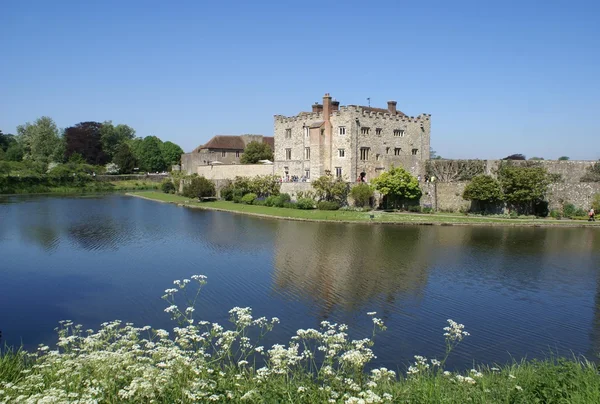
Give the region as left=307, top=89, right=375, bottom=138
left=1, top=194, right=599, bottom=370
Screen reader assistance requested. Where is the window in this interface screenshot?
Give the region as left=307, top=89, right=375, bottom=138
left=376, top=128, right=382, bottom=136
left=335, top=167, right=342, bottom=178
left=360, top=147, right=369, bottom=161
left=376, top=154, right=380, bottom=161
left=285, top=148, right=292, bottom=160
left=338, top=149, right=345, bottom=158
left=394, top=148, right=401, bottom=156
left=321, top=128, right=325, bottom=136
left=339, top=126, right=346, bottom=135
left=236, top=150, right=240, bottom=158
left=304, top=126, right=309, bottom=138
left=305, top=147, right=310, bottom=160
left=394, top=129, right=405, bottom=137
left=221, top=151, right=226, bottom=157
left=285, top=128, right=292, bottom=139
left=386, top=147, right=390, bottom=154
left=412, top=148, right=418, bottom=155
left=305, top=169, right=310, bottom=179
left=361, top=127, right=370, bottom=135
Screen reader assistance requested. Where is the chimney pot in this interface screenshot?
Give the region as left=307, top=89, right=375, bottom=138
left=387, top=100, right=397, bottom=114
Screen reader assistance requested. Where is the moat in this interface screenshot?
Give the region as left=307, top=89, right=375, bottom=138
left=1, top=194, right=599, bottom=369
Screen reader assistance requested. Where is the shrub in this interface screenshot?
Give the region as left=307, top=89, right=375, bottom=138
left=232, top=189, right=244, bottom=203
left=241, top=193, right=257, bottom=205
left=283, top=202, right=297, bottom=209
left=317, top=201, right=340, bottom=210
left=593, top=194, right=600, bottom=212
left=509, top=210, right=519, bottom=219
left=182, top=177, right=215, bottom=199
left=311, top=175, right=348, bottom=203
left=161, top=180, right=175, bottom=194
left=422, top=206, right=434, bottom=214
left=253, top=198, right=266, bottom=206
left=562, top=203, right=577, bottom=218
left=264, top=195, right=277, bottom=207
left=574, top=208, right=586, bottom=217
left=220, top=183, right=234, bottom=201
left=462, top=175, right=503, bottom=212
left=296, top=198, right=315, bottom=210
left=371, top=166, right=421, bottom=209
left=550, top=209, right=562, bottom=219
left=350, top=183, right=373, bottom=207
left=407, top=205, right=422, bottom=213
left=273, top=193, right=291, bottom=208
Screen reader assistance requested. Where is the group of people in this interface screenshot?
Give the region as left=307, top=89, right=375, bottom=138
left=280, top=175, right=308, bottom=183
left=417, top=175, right=436, bottom=183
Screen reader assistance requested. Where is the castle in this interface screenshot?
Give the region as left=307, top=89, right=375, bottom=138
left=273, top=93, right=431, bottom=181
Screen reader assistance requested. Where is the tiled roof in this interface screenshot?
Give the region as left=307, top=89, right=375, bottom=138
left=263, top=136, right=274, bottom=150
left=194, top=135, right=274, bottom=152
left=309, top=120, right=325, bottom=128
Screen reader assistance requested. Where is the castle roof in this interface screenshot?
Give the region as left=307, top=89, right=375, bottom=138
left=194, top=135, right=274, bottom=152
left=349, top=105, right=406, bottom=116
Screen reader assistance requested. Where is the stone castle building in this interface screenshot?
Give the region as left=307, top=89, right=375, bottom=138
left=180, top=134, right=274, bottom=174
left=274, top=93, right=431, bottom=181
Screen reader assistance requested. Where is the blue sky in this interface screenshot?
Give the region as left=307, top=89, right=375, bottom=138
left=1, top=0, right=598, bottom=159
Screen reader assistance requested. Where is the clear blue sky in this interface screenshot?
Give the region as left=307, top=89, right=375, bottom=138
left=1, top=0, right=598, bottom=160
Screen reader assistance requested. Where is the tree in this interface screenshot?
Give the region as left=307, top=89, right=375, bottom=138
left=311, top=175, right=349, bottom=203
left=182, top=176, right=215, bottom=199
left=558, top=156, right=570, bottom=161
left=136, top=136, right=166, bottom=172
left=240, top=141, right=273, bottom=164
left=462, top=175, right=503, bottom=212
left=100, top=122, right=136, bottom=160
left=4, top=143, right=24, bottom=161
left=498, top=162, right=551, bottom=214
left=503, top=154, right=526, bottom=160
left=16, top=116, right=63, bottom=163
left=161, top=141, right=184, bottom=167
left=371, top=166, right=422, bottom=209
left=529, top=157, right=544, bottom=160
left=113, top=143, right=136, bottom=174
left=0, top=130, right=17, bottom=152
left=64, top=121, right=108, bottom=165
left=430, top=147, right=442, bottom=160
left=350, top=183, right=374, bottom=207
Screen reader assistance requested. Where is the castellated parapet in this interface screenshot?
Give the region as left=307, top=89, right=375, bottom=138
left=274, top=93, right=431, bottom=181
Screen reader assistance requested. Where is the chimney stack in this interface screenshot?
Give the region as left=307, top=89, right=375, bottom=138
left=312, top=103, right=323, bottom=113
left=387, top=100, right=397, bottom=114
left=323, top=93, right=332, bottom=120
left=331, top=100, right=340, bottom=111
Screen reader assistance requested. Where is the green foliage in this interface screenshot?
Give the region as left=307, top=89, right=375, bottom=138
left=581, top=161, right=600, bottom=182
left=4, top=143, right=24, bottom=161
left=241, top=192, right=257, bottom=204
left=249, top=175, right=280, bottom=197
left=311, top=175, right=349, bottom=203
left=558, top=156, right=570, bottom=161
left=407, top=205, right=422, bottom=213
left=135, top=136, right=167, bottom=172
left=350, top=183, right=373, bottom=208
left=113, top=143, right=136, bottom=174
left=239, top=141, right=273, bottom=164
left=296, top=198, right=315, bottom=210
left=529, top=157, right=544, bottom=160
left=498, top=162, right=551, bottom=214
left=161, top=180, right=175, bottom=194
left=317, top=200, right=341, bottom=210
left=100, top=122, right=135, bottom=160
left=161, top=141, right=184, bottom=167
left=422, top=206, right=434, bottom=214
left=462, top=175, right=503, bottom=212
left=550, top=209, right=562, bottom=219
left=182, top=176, right=215, bottom=199
left=371, top=166, right=421, bottom=209
left=17, top=116, right=63, bottom=164
left=592, top=194, right=600, bottom=212
left=220, top=182, right=234, bottom=201
left=562, top=203, right=577, bottom=218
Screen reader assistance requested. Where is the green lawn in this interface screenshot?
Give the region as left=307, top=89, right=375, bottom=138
left=129, top=192, right=600, bottom=226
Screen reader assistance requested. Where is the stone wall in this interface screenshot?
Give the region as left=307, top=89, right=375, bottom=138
left=181, top=150, right=242, bottom=174
left=197, top=164, right=274, bottom=180
left=96, top=174, right=168, bottom=182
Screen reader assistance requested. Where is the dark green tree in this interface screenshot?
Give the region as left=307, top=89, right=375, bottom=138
left=0, top=130, right=17, bottom=152
left=100, top=122, right=136, bottom=160
left=182, top=176, right=215, bottom=199
left=137, top=136, right=166, bottom=172
left=371, top=166, right=422, bottom=208
left=64, top=121, right=107, bottom=165
left=240, top=141, right=273, bottom=164
left=4, top=143, right=25, bottom=161
left=161, top=141, right=184, bottom=167
left=498, top=162, right=551, bottom=214
left=558, top=156, right=570, bottom=161
left=350, top=183, right=374, bottom=207
left=462, top=175, right=503, bottom=212
left=113, top=143, right=137, bottom=174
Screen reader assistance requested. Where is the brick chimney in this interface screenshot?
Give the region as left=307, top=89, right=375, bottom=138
left=387, top=101, right=397, bottom=114
left=331, top=100, right=340, bottom=111
left=323, top=93, right=332, bottom=120
left=312, top=103, right=323, bottom=113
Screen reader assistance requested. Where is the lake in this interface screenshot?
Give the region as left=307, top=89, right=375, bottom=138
left=1, top=194, right=599, bottom=370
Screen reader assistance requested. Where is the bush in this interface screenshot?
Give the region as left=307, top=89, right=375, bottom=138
left=253, top=198, right=266, bottom=206
left=232, top=189, right=244, bottom=203
left=550, top=209, right=562, bottom=219
left=182, top=177, right=216, bottom=199
left=241, top=193, right=257, bottom=205
left=509, top=210, right=519, bottom=219
left=317, top=201, right=340, bottom=210
left=350, top=183, right=373, bottom=207
left=273, top=193, right=291, bottom=208
left=592, top=194, right=600, bottom=212
left=283, top=202, right=297, bottom=209
left=562, top=203, right=577, bottom=218
left=264, top=195, right=277, bottom=207
left=422, top=206, right=434, bottom=214
left=574, top=208, right=586, bottom=217
left=407, top=205, right=422, bottom=213
left=296, top=198, right=315, bottom=210
left=161, top=180, right=175, bottom=194
left=220, top=183, right=234, bottom=201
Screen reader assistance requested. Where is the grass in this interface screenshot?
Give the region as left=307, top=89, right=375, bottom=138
left=1, top=276, right=599, bottom=403
left=0, top=180, right=159, bottom=195
left=129, top=192, right=600, bottom=227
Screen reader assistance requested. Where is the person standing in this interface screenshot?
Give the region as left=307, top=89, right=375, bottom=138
left=589, top=208, right=596, bottom=221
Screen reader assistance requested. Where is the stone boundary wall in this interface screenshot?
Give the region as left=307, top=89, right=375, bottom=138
left=96, top=174, right=168, bottom=182
left=197, top=164, right=274, bottom=180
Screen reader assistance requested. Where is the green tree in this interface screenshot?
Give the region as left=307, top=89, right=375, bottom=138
left=182, top=176, right=215, bottom=199
left=371, top=166, right=422, bottom=209
left=462, top=175, right=503, bottom=212
left=498, top=162, right=551, bottom=214
left=240, top=141, right=273, bottom=164
left=311, top=175, right=349, bottom=203
left=430, top=147, right=442, bottom=160
left=350, top=183, right=374, bottom=207
left=4, top=143, right=24, bottom=161
left=558, top=156, right=570, bottom=161
left=100, top=122, right=136, bottom=160
left=113, top=143, right=137, bottom=174
left=592, top=194, right=600, bottom=212
left=529, top=157, right=544, bottom=160
left=136, top=136, right=166, bottom=172
left=0, top=130, right=17, bottom=152
left=161, top=141, right=184, bottom=167
left=16, top=117, right=63, bottom=164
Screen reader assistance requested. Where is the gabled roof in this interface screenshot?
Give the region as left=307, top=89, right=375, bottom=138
left=193, top=135, right=275, bottom=152
left=263, top=136, right=274, bottom=150
left=309, top=120, right=325, bottom=128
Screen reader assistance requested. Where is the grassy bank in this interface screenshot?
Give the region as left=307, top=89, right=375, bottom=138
left=129, top=192, right=600, bottom=227
left=1, top=180, right=159, bottom=195
left=1, top=275, right=599, bottom=403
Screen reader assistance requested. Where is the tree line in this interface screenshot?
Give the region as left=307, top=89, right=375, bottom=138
left=0, top=117, right=183, bottom=174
